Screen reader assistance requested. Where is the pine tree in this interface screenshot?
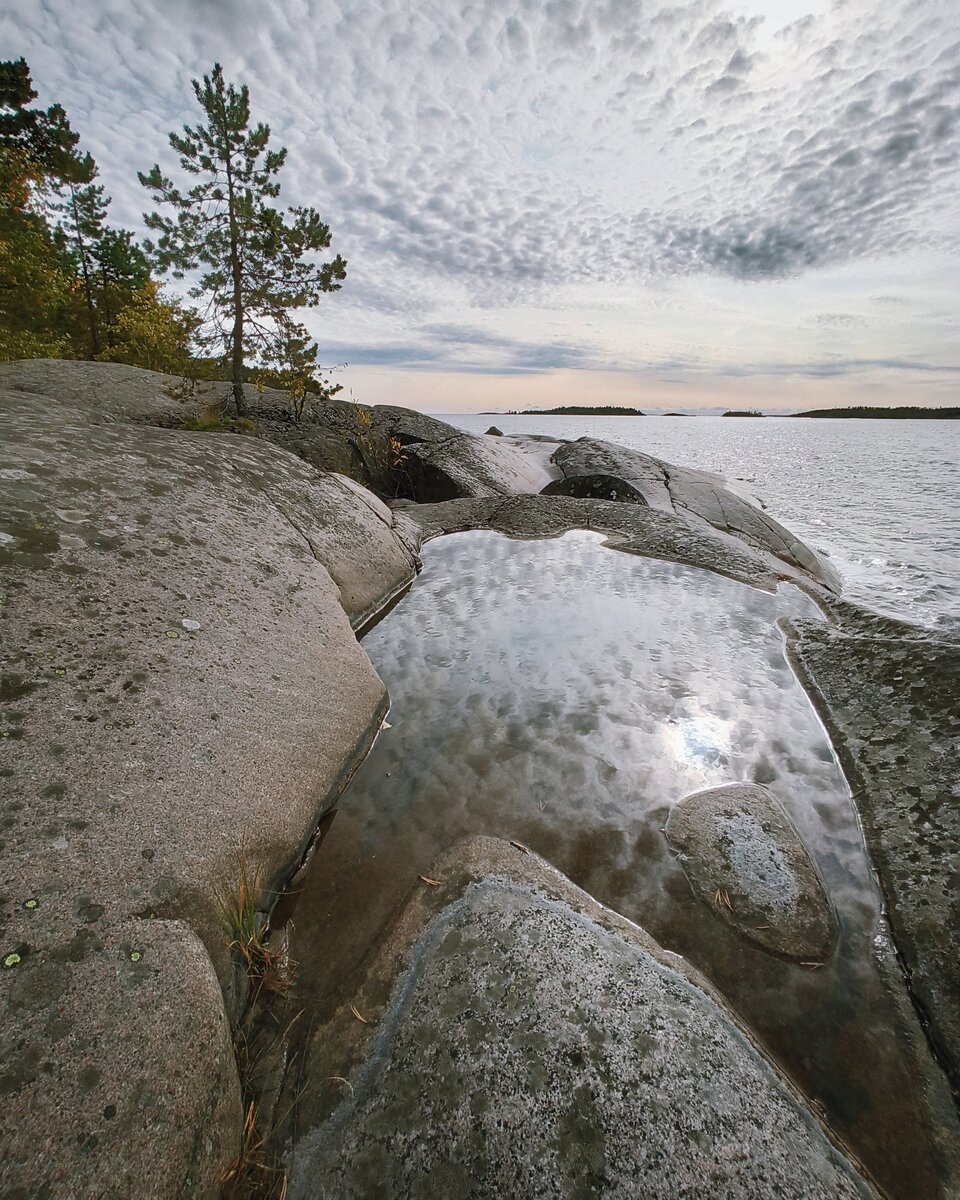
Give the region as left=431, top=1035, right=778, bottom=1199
left=139, top=63, right=346, bottom=416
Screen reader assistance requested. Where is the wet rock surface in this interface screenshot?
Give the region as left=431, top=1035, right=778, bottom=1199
left=288, top=838, right=874, bottom=1200
left=397, top=492, right=823, bottom=593
left=787, top=611, right=960, bottom=1087
left=0, top=381, right=418, bottom=1195
left=664, top=783, right=837, bottom=961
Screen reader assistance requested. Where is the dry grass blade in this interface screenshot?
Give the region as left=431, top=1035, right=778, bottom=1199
left=326, top=1075, right=354, bottom=1095
left=418, top=874, right=442, bottom=887
left=215, top=848, right=294, bottom=998
left=349, top=1004, right=369, bottom=1025
left=510, top=840, right=530, bottom=854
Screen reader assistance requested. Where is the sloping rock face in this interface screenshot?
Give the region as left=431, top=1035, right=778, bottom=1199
left=552, top=438, right=840, bottom=590
left=0, top=358, right=462, bottom=500
left=664, top=783, right=837, bottom=961
left=0, top=384, right=418, bottom=1195
left=786, top=609, right=960, bottom=1086
left=402, top=432, right=555, bottom=500
left=288, top=838, right=873, bottom=1200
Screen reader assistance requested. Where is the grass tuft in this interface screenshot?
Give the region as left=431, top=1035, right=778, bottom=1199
left=215, top=852, right=293, bottom=1000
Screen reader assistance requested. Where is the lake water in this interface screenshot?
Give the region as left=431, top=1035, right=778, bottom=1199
left=448, top=414, right=960, bottom=632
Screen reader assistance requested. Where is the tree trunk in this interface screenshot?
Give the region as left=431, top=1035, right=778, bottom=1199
left=230, top=304, right=245, bottom=416
left=71, top=189, right=100, bottom=358
left=221, top=109, right=246, bottom=418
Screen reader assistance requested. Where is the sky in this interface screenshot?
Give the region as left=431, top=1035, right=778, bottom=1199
left=6, top=0, right=960, bottom=412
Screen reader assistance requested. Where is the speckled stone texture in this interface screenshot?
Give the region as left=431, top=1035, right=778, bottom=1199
left=394, top=492, right=826, bottom=595
left=664, top=782, right=837, bottom=961
left=0, top=381, right=418, bottom=1196
left=786, top=610, right=960, bottom=1088
left=288, top=842, right=873, bottom=1200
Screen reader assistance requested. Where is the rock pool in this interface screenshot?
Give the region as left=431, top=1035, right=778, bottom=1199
left=284, top=530, right=952, bottom=1198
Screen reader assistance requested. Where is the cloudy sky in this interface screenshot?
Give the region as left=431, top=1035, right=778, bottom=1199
left=8, top=0, right=960, bottom=411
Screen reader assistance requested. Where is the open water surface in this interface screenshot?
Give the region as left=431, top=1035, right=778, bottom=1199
left=287, top=531, right=949, bottom=1199
left=450, top=413, right=960, bottom=632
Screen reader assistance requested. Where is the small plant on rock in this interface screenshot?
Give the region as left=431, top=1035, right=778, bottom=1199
left=215, top=852, right=292, bottom=1000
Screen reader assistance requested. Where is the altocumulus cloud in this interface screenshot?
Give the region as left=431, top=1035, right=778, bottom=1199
left=4, top=0, right=959, bottom=387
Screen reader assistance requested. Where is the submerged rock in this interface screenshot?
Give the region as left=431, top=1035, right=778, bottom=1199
left=664, top=783, right=837, bottom=961
left=288, top=838, right=872, bottom=1200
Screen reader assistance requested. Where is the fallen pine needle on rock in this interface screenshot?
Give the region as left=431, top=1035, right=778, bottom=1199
left=327, top=1076, right=354, bottom=1095
left=801, top=961, right=823, bottom=970
left=418, top=874, right=442, bottom=887
left=510, top=841, right=530, bottom=854
left=349, top=1004, right=369, bottom=1024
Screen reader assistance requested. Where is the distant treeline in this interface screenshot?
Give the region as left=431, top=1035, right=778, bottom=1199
left=791, top=406, right=960, bottom=419
left=488, top=405, right=646, bottom=416
left=722, top=410, right=763, bottom=417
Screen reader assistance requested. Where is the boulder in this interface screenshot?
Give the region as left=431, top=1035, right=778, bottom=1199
left=552, top=438, right=840, bottom=590
left=402, top=433, right=555, bottom=500
left=541, top=473, right=649, bottom=505
left=0, top=381, right=418, bottom=1196
left=664, top=783, right=837, bottom=961
left=485, top=425, right=504, bottom=436
left=288, top=838, right=873, bottom=1200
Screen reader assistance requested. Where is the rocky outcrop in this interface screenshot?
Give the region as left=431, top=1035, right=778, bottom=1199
left=288, top=838, right=874, bottom=1200
left=0, top=382, right=419, bottom=1196
left=552, top=438, right=840, bottom=590
left=401, top=432, right=555, bottom=500
left=396, top=493, right=826, bottom=595
left=541, top=473, right=649, bottom=504
left=664, top=783, right=837, bottom=961
left=786, top=609, right=960, bottom=1086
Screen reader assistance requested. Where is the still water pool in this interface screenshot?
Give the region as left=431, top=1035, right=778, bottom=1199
left=287, top=531, right=948, bottom=1198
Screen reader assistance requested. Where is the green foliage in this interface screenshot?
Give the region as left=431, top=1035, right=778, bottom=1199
left=140, top=63, right=346, bottom=416
left=0, top=59, right=180, bottom=368
left=96, top=280, right=197, bottom=374
left=0, top=146, right=72, bottom=360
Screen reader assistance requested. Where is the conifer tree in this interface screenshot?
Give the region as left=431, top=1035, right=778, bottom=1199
left=139, top=63, right=346, bottom=415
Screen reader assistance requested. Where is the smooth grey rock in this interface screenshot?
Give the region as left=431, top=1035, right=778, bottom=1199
left=786, top=611, right=960, bottom=1085
left=288, top=837, right=873, bottom=1200
left=664, top=783, right=837, bottom=961
left=402, top=433, right=555, bottom=500
left=552, top=438, right=840, bottom=591
left=0, top=381, right=417, bottom=1196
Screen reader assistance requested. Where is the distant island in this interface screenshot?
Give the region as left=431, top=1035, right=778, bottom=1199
left=722, top=410, right=764, bottom=417
left=790, top=405, right=960, bottom=419
left=483, top=405, right=645, bottom=416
